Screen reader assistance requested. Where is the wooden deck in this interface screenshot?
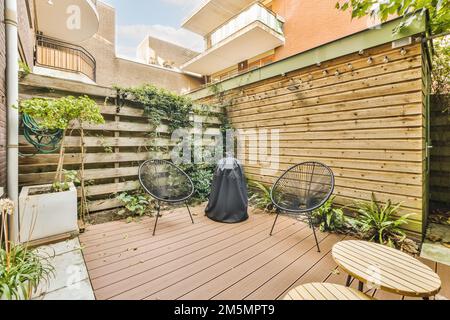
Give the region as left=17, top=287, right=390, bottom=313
left=80, top=206, right=449, bottom=300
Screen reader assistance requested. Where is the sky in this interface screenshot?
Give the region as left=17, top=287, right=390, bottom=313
left=101, top=0, right=205, bottom=59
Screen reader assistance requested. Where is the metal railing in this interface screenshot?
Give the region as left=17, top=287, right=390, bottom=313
left=34, top=34, right=97, bottom=82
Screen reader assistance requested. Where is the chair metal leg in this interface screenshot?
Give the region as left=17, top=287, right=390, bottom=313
left=270, top=211, right=280, bottom=236
left=186, top=201, right=194, bottom=224
left=152, top=201, right=161, bottom=236
left=308, top=214, right=321, bottom=253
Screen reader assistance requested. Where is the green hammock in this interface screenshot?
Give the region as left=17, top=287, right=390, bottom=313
left=22, top=114, right=63, bottom=154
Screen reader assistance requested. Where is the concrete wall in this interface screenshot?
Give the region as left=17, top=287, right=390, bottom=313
left=0, top=0, right=6, bottom=188
left=137, top=36, right=199, bottom=68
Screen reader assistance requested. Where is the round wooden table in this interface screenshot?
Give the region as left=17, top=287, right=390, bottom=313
left=332, top=240, right=442, bottom=299
left=283, top=283, right=373, bottom=300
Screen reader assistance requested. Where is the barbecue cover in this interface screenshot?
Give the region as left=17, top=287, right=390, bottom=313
left=205, top=158, right=248, bottom=223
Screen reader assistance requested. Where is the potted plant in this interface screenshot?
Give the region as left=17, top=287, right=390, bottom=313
left=18, top=96, right=104, bottom=243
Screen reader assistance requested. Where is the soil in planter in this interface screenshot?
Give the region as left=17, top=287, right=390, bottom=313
left=28, top=186, right=58, bottom=196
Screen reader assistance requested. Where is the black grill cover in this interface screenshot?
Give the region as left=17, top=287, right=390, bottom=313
left=205, top=158, right=249, bottom=223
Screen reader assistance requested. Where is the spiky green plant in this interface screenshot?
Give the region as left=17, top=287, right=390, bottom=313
left=353, top=193, right=411, bottom=247
left=0, top=245, right=54, bottom=300
left=248, top=181, right=276, bottom=213
left=312, top=196, right=345, bottom=232
left=0, top=199, right=54, bottom=300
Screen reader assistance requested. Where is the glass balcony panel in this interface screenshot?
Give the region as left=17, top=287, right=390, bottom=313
left=210, top=3, right=283, bottom=47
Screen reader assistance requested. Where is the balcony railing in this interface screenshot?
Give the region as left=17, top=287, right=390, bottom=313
left=35, top=34, right=97, bottom=82
left=210, top=3, right=283, bottom=47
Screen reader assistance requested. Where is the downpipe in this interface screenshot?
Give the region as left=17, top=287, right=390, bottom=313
left=5, top=0, right=19, bottom=242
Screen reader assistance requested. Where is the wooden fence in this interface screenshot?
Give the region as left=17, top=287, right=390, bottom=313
left=195, top=42, right=428, bottom=235
left=18, top=74, right=221, bottom=213
left=430, top=95, right=450, bottom=206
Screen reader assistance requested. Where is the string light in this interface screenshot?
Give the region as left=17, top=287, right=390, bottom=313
left=367, top=57, right=373, bottom=65
left=334, top=70, right=340, bottom=77
left=400, top=48, right=407, bottom=56
left=347, top=63, right=354, bottom=70
left=383, top=56, right=390, bottom=63
left=322, top=70, right=328, bottom=76
left=359, top=50, right=365, bottom=55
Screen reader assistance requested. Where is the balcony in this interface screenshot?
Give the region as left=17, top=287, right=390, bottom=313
left=182, top=0, right=254, bottom=36
left=181, top=3, right=285, bottom=76
left=35, top=34, right=96, bottom=82
left=34, top=0, right=100, bottom=43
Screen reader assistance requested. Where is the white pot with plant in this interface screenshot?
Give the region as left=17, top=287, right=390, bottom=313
left=18, top=96, right=104, bottom=243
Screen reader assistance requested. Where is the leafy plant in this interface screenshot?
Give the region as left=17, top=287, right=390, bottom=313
left=18, top=61, right=31, bottom=79
left=248, top=181, right=276, bottom=212
left=1, top=199, right=54, bottom=300
left=0, top=244, right=54, bottom=300
left=116, top=85, right=195, bottom=135
left=353, top=193, right=411, bottom=247
left=336, top=0, right=450, bottom=34
left=182, top=164, right=215, bottom=202
left=117, top=192, right=154, bottom=217
left=51, top=170, right=80, bottom=193
left=20, top=96, right=105, bottom=193
left=312, top=196, right=346, bottom=232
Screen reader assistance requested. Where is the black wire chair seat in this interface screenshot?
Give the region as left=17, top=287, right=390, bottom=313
left=270, top=162, right=335, bottom=252
left=139, top=160, right=195, bottom=235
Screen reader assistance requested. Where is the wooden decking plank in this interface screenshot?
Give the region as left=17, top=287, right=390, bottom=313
left=241, top=233, right=344, bottom=300
left=88, top=214, right=270, bottom=283
left=84, top=214, right=267, bottom=271
left=436, top=262, right=450, bottom=299
left=81, top=213, right=190, bottom=247
left=82, top=215, right=216, bottom=261
left=212, top=233, right=335, bottom=300
left=95, top=215, right=293, bottom=299
left=149, top=222, right=311, bottom=300
left=81, top=207, right=191, bottom=237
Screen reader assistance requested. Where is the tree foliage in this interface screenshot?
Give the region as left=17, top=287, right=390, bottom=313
left=336, top=0, right=450, bottom=34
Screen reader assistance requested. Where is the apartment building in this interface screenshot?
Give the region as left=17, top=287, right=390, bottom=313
left=181, top=0, right=372, bottom=83
left=17, top=0, right=202, bottom=92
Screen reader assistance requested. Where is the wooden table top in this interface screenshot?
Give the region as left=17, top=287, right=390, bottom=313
left=283, top=283, right=373, bottom=300
left=332, top=240, right=442, bottom=298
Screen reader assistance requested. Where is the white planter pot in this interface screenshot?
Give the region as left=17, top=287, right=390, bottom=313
left=19, top=184, right=78, bottom=243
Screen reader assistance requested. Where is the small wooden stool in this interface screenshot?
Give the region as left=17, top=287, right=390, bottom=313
left=283, top=283, right=373, bottom=300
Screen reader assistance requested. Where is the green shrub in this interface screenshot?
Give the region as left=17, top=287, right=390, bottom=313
left=312, top=196, right=345, bottom=232
left=353, top=193, right=411, bottom=248
left=182, top=164, right=215, bottom=202
left=117, top=192, right=154, bottom=217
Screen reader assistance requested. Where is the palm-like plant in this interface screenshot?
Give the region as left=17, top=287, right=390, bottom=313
left=248, top=181, right=276, bottom=213
left=354, top=193, right=411, bottom=247
left=1, top=199, right=54, bottom=300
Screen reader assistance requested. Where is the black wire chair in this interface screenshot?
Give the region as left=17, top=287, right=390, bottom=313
left=270, top=162, right=335, bottom=252
left=138, top=160, right=195, bottom=236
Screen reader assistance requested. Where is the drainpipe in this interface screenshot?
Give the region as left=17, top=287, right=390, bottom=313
left=5, top=0, right=19, bottom=242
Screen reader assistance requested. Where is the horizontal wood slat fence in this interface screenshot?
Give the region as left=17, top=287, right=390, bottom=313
left=19, top=74, right=221, bottom=213
left=430, top=95, right=450, bottom=206
left=195, top=42, right=428, bottom=235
